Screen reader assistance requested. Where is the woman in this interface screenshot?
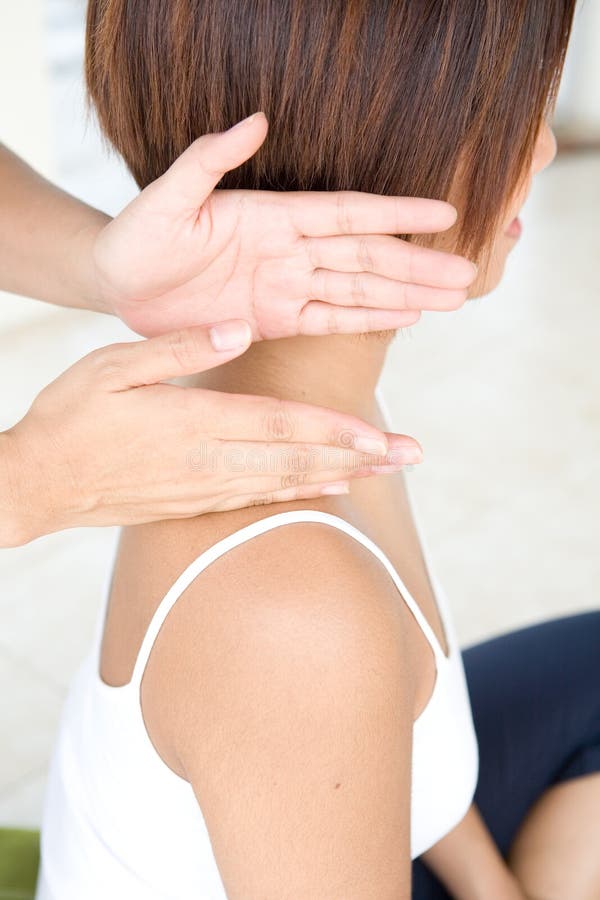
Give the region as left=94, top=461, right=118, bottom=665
left=38, top=2, right=600, bottom=898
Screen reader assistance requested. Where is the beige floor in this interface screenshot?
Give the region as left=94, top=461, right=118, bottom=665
left=0, top=151, right=598, bottom=830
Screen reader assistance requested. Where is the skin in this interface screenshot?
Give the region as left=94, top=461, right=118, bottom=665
left=0, top=324, right=422, bottom=547
left=93, top=113, right=476, bottom=340
left=0, top=117, right=478, bottom=546
left=98, top=122, right=595, bottom=898
left=508, top=773, right=600, bottom=900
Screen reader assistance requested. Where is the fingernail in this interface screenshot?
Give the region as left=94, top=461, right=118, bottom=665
left=353, top=436, right=388, bottom=456
left=369, top=447, right=423, bottom=473
left=386, top=445, right=423, bottom=465
left=320, top=481, right=350, bottom=496
left=230, top=112, right=263, bottom=130
left=209, top=320, right=252, bottom=351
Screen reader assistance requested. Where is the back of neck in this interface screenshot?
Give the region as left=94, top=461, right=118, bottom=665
left=192, top=332, right=394, bottom=419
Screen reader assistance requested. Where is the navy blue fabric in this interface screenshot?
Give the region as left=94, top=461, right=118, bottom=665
left=412, top=611, right=600, bottom=899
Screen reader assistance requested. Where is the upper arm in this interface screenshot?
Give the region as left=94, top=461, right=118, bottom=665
left=142, top=523, right=415, bottom=900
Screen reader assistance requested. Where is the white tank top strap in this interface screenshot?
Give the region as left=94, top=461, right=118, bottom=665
left=375, top=385, right=394, bottom=431
left=128, top=509, right=447, bottom=691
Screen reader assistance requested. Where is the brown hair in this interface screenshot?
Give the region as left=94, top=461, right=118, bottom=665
left=85, top=0, right=575, bottom=260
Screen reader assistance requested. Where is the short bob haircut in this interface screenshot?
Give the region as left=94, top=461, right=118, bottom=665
left=85, top=0, right=576, bottom=261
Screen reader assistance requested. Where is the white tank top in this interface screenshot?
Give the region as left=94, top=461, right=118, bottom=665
left=37, top=504, right=478, bottom=899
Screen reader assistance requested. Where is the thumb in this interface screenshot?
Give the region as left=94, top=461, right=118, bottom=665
left=99, top=321, right=252, bottom=390
left=156, top=112, right=269, bottom=211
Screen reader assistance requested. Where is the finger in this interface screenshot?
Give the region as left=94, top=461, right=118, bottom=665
left=287, top=191, right=458, bottom=237
left=191, top=430, right=423, bottom=514
left=155, top=113, right=269, bottom=211
left=307, top=270, right=468, bottom=312
left=259, top=441, right=422, bottom=480
left=305, top=234, right=477, bottom=290
left=197, top=393, right=420, bottom=456
left=221, top=436, right=422, bottom=505
left=297, top=302, right=421, bottom=335
left=190, top=439, right=422, bottom=489
left=244, top=453, right=416, bottom=487
left=214, top=482, right=351, bottom=513
left=91, top=321, right=252, bottom=390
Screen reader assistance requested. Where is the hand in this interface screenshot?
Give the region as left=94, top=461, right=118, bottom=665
left=92, top=113, right=477, bottom=340
left=0, top=321, right=421, bottom=547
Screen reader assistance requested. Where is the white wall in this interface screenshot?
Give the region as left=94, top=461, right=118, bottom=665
left=0, top=0, right=137, bottom=334
left=0, top=1, right=53, bottom=176
left=0, top=2, right=55, bottom=333
left=556, top=2, right=600, bottom=137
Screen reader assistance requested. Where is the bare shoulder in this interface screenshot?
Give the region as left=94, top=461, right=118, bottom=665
left=142, top=514, right=415, bottom=899
left=142, top=514, right=416, bottom=737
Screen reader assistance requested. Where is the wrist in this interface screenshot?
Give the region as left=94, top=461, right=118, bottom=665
left=0, top=428, right=57, bottom=547
left=73, top=210, right=114, bottom=315
left=0, top=431, right=30, bottom=546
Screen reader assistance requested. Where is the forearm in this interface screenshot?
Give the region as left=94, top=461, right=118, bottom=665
left=0, top=143, right=112, bottom=313
left=421, top=804, right=526, bottom=900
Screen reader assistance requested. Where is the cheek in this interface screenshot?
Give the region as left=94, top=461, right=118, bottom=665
left=469, top=175, right=533, bottom=297
left=507, top=177, right=531, bottom=223
left=468, top=232, right=515, bottom=298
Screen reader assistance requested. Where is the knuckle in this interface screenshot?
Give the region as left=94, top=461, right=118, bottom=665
left=336, top=193, right=353, bottom=235
left=350, top=273, right=367, bottom=306
left=87, top=345, right=129, bottom=383
left=357, top=238, right=374, bottom=273
left=261, top=398, right=296, bottom=441
left=167, top=330, right=198, bottom=370
left=188, top=139, right=222, bottom=179
left=247, top=493, right=273, bottom=508
left=289, top=445, right=317, bottom=472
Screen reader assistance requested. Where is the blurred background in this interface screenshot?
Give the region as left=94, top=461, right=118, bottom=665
left=0, top=0, right=598, bottom=828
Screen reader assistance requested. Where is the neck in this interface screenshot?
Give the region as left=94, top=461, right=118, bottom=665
left=195, top=332, right=395, bottom=419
